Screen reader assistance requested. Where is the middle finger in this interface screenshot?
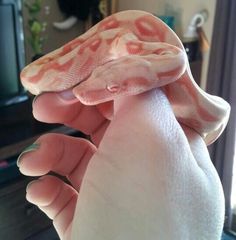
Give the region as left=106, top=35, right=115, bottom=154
left=18, top=133, right=96, bottom=189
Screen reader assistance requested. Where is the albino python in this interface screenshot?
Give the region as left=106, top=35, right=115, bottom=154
left=21, top=10, right=230, bottom=240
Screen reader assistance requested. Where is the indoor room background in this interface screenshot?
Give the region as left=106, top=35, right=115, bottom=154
left=0, top=0, right=235, bottom=239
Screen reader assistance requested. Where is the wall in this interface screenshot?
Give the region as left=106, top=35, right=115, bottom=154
left=22, top=0, right=84, bottom=64
left=118, top=0, right=216, bottom=89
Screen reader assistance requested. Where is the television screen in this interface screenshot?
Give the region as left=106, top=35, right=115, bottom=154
left=0, top=0, right=26, bottom=106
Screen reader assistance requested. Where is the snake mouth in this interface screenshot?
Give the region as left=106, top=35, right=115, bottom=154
left=55, top=74, right=93, bottom=103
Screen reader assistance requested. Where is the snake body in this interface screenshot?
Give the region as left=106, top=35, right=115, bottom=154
left=21, top=10, right=230, bottom=145
left=21, top=10, right=230, bottom=240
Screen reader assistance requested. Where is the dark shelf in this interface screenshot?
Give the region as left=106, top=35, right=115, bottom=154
left=0, top=97, right=86, bottom=239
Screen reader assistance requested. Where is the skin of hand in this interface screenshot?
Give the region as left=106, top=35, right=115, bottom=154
left=17, top=90, right=224, bottom=240
left=18, top=92, right=111, bottom=239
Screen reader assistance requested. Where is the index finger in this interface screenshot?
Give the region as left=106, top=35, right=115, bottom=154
left=32, top=91, right=110, bottom=145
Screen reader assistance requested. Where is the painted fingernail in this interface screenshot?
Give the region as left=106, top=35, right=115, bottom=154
left=17, top=143, right=40, bottom=167
left=32, top=95, right=39, bottom=105
left=32, top=92, right=45, bottom=105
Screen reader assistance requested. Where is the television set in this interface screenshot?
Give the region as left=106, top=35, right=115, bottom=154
left=0, top=0, right=27, bottom=107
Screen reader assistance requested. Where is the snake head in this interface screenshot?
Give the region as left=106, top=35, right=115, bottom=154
left=72, top=45, right=187, bottom=105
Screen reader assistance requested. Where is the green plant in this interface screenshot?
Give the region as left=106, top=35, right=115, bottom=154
left=24, top=0, right=47, bottom=55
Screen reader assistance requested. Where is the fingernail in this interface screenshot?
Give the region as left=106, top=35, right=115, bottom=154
left=26, top=179, right=42, bottom=193
left=17, top=143, right=40, bottom=167
left=58, top=89, right=78, bottom=103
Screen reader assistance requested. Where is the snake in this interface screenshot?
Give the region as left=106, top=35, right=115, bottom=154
left=20, top=10, right=230, bottom=239
left=20, top=10, right=230, bottom=145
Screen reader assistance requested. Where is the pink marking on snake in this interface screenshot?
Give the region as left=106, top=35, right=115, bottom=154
left=27, top=59, right=74, bottom=83
left=106, top=36, right=117, bottom=45
left=89, top=38, right=102, bottom=52
left=122, top=77, right=150, bottom=90
left=62, top=38, right=85, bottom=54
left=78, top=37, right=101, bottom=54
left=135, top=16, right=165, bottom=41
left=126, top=41, right=143, bottom=54
left=99, top=16, right=120, bottom=30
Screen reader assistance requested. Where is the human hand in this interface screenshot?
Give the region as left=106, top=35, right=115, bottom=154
left=17, top=92, right=111, bottom=239
left=17, top=89, right=225, bottom=240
